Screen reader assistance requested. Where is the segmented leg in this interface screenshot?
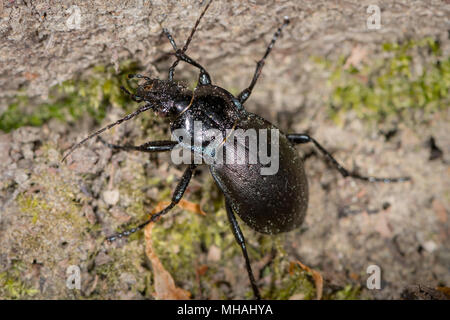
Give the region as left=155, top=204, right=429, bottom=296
left=225, top=200, right=261, bottom=300
left=238, top=17, right=290, bottom=104
left=163, top=0, right=213, bottom=82
left=163, top=28, right=180, bottom=81
left=287, top=133, right=411, bottom=183
left=98, top=137, right=178, bottom=153
left=107, top=164, right=197, bottom=242
left=175, top=51, right=211, bottom=85
left=163, top=34, right=212, bottom=85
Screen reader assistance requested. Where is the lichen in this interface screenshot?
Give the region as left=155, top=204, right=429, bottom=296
left=329, top=284, right=361, bottom=300
left=314, top=37, right=449, bottom=125
left=95, top=245, right=146, bottom=292
left=0, top=262, right=39, bottom=299
left=0, top=61, right=140, bottom=133
left=14, top=167, right=90, bottom=269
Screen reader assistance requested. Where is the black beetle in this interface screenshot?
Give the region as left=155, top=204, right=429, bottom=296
left=63, top=0, right=409, bottom=299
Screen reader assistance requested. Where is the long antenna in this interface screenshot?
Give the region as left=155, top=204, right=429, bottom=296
left=61, top=103, right=152, bottom=162
left=62, top=2, right=215, bottom=162
left=183, top=0, right=213, bottom=52
left=166, top=0, right=213, bottom=80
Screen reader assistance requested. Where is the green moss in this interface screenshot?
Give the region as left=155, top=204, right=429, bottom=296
left=256, top=238, right=317, bottom=300
left=147, top=187, right=317, bottom=299
left=329, top=284, right=361, bottom=300
left=117, top=163, right=149, bottom=217
left=0, top=274, right=39, bottom=299
left=16, top=170, right=86, bottom=231
left=266, top=268, right=316, bottom=300
left=315, top=37, right=449, bottom=124
left=21, top=196, right=50, bottom=224
left=227, top=87, right=241, bottom=97
left=13, top=162, right=92, bottom=273
left=148, top=178, right=232, bottom=296
left=0, top=262, right=39, bottom=299
left=0, top=61, right=140, bottom=132
left=95, top=247, right=145, bottom=289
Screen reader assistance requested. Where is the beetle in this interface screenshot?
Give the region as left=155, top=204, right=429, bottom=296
left=62, top=0, right=409, bottom=299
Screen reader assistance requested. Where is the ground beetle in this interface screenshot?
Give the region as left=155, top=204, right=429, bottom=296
left=63, top=0, right=410, bottom=299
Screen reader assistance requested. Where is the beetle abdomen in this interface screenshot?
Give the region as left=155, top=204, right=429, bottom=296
left=210, top=113, right=308, bottom=234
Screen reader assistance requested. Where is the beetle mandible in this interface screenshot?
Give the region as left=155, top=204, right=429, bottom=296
left=62, top=0, right=410, bottom=299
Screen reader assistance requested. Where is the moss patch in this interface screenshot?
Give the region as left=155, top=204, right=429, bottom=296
left=0, top=61, right=140, bottom=132
left=315, top=37, right=449, bottom=124
left=330, top=284, right=361, bottom=300
left=0, top=262, right=39, bottom=299
left=14, top=169, right=90, bottom=268
left=147, top=183, right=318, bottom=299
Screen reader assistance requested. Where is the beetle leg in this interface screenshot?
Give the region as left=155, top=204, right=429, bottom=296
left=238, top=17, right=290, bottom=104
left=162, top=28, right=181, bottom=82
left=161, top=36, right=212, bottom=84
left=168, top=60, right=180, bottom=82
left=106, top=164, right=197, bottom=242
left=98, top=137, right=178, bottom=153
left=163, top=27, right=211, bottom=84
left=287, top=133, right=411, bottom=183
left=174, top=50, right=212, bottom=86
left=163, top=0, right=213, bottom=82
left=225, top=200, right=262, bottom=300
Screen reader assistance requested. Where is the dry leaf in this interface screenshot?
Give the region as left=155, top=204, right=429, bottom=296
left=143, top=199, right=206, bottom=300
left=289, top=260, right=323, bottom=300
left=145, top=222, right=191, bottom=300
left=436, top=286, right=450, bottom=298
left=178, top=199, right=207, bottom=216
left=344, top=46, right=368, bottom=69
left=151, top=199, right=206, bottom=216
left=196, top=265, right=209, bottom=277
left=432, top=199, right=447, bottom=223
left=207, top=245, right=221, bottom=262
left=24, top=72, right=39, bottom=80
left=289, top=293, right=306, bottom=300
left=375, top=210, right=392, bottom=238
left=349, top=272, right=360, bottom=281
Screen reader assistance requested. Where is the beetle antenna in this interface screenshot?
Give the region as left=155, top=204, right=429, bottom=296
left=165, top=0, right=213, bottom=81
left=61, top=103, right=153, bottom=162
left=262, top=16, right=290, bottom=61
left=183, top=0, right=213, bottom=52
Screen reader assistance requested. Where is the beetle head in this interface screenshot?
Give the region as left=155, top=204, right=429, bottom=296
left=135, top=79, right=193, bottom=119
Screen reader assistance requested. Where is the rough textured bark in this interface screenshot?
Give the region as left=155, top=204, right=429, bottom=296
left=0, top=0, right=449, bottom=300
